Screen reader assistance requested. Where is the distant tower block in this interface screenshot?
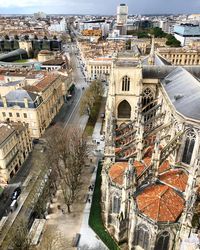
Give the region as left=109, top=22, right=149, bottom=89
left=117, top=3, right=128, bottom=25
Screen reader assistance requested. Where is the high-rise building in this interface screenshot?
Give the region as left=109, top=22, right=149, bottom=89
left=117, top=3, right=128, bottom=25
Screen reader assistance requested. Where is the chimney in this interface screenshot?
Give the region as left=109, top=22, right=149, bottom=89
left=2, top=96, right=7, bottom=108
left=24, top=98, right=28, bottom=108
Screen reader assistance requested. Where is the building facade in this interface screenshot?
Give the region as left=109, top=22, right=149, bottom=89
left=0, top=75, right=66, bottom=138
left=0, top=122, right=32, bottom=183
left=174, top=24, right=200, bottom=46
left=86, top=58, right=112, bottom=81
left=101, top=52, right=200, bottom=249
left=117, top=4, right=128, bottom=25
left=157, top=47, right=200, bottom=65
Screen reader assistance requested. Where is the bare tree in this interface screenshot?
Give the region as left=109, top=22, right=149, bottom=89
left=9, top=219, right=31, bottom=250
left=45, top=126, right=88, bottom=213
left=36, top=228, right=66, bottom=250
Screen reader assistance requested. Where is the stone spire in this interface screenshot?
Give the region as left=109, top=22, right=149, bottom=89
left=148, top=35, right=155, bottom=65
left=177, top=158, right=200, bottom=247
left=151, top=131, right=161, bottom=180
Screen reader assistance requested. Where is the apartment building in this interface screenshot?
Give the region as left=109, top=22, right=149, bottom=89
left=0, top=74, right=66, bottom=138
left=157, top=47, right=200, bottom=65
left=87, top=57, right=112, bottom=81
left=0, top=122, right=32, bottom=183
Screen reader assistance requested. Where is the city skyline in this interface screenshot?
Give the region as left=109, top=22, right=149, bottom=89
left=0, top=0, right=200, bottom=15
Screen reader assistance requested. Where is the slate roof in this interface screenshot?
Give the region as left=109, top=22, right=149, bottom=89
left=0, top=49, right=27, bottom=61
left=142, top=54, right=171, bottom=67
left=161, top=67, right=200, bottom=120
left=0, top=124, right=15, bottom=145
left=5, top=89, right=39, bottom=102
left=142, top=65, right=176, bottom=79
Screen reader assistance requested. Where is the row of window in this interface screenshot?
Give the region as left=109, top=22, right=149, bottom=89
left=91, top=70, right=109, bottom=74
left=163, top=53, right=199, bottom=59
left=91, top=65, right=110, bottom=70
left=2, top=112, right=27, bottom=118
left=135, top=225, right=170, bottom=250
left=172, top=59, right=200, bottom=64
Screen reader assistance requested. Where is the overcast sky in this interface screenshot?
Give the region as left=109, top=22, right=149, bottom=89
left=0, top=0, right=200, bottom=15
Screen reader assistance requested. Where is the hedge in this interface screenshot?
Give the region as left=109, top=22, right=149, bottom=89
left=89, top=162, right=120, bottom=250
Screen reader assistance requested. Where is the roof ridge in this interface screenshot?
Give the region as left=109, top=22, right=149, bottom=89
left=139, top=196, right=158, bottom=211
left=161, top=198, right=176, bottom=221
left=158, top=185, right=169, bottom=198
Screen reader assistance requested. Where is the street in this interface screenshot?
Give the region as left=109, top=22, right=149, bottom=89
left=0, top=41, right=87, bottom=223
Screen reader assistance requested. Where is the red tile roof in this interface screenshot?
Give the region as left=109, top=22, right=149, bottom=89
left=143, top=145, right=154, bottom=158
left=136, top=184, right=184, bottom=222
left=143, top=157, right=151, bottom=167
left=109, top=162, right=128, bottom=185
left=159, top=169, right=188, bottom=192
left=159, top=160, right=171, bottom=174
left=133, top=161, right=146, bottom=176
left=35, top=75, right=58, bottom=92
left=115, top=148, right=121, bottom=154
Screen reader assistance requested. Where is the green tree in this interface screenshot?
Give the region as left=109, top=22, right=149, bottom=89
left=14, top=34, right=19, bottom=40
left=4, top=34, right=9, bottom=40
left=79, top=80, right=103, bottom=119
left=126, top=39, right=131, bottom=50
left=24, top=35, right=29, bottom=40
left=149, top=27, right=166, bottom=38
left=166, top=34, right=181, bottom=47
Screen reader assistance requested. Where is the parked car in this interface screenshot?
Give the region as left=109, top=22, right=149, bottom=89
left=11, top=187, right=21, bottom=201
left=100, top=135, right=105, bottom=141
left=10, top=200, right=18, bottom=212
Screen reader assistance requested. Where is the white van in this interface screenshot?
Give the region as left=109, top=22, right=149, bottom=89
left=10, top=200, right=18, bottom=212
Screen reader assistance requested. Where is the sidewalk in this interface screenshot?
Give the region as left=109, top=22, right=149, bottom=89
left=78, top=110, right=107, bottom=250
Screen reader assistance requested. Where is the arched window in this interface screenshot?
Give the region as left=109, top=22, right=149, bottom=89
left=182, top=130, right=196, bottom=164
left=135, top=224, right=149, bottom=250
left=112, top=196, right=121, bottom=213
left=118, top=100, right=131, bottom=118
left=122, top=76, right=130, bottom=91
left=155, top=231, right=170, bottom=250
left=142, top=88, right=154, bottom=113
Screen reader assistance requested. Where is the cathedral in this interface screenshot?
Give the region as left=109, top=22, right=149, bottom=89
left=101, top=44, right=200, bottom=250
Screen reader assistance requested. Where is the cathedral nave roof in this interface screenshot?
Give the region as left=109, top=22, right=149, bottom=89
left=162, top=66, right=200, bottom=120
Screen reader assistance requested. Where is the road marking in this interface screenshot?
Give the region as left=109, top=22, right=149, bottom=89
left=63, top=89, right=82, bottom=129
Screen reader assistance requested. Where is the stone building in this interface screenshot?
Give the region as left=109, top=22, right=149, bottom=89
left=157, top=47, right=200, bottom=65
left=101, top=46, right=200, bottom=249
left=0, top=75, right=66, bottom=138
left=86, top=57, right=112, bottom=81
left=0, top=122, right=32, bottom=183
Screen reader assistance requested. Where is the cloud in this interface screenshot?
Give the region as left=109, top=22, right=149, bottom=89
left=0, top=0, right=199, bottom=14
left=0, top=0, right=64, bottom=8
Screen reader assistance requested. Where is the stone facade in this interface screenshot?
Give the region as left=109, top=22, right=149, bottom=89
left=101, top=52, right=200, bottom=249
left=0, top=122, right=32, bottom=183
